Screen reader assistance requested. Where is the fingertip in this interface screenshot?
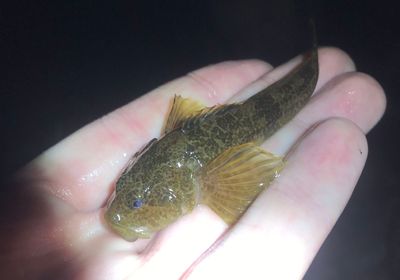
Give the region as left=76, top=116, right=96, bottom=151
left=317, top=71, right=386, bottom=133
left=277, top=117, right=368, bottom=218
left=311, top=117, right=368, bottom=163
left=351, top=72, right=387, bottom=125
left=319, top=46, right=356, bottom=72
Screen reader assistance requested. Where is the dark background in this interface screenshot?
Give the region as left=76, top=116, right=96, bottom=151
left=1, top=1, right=399, bottom=279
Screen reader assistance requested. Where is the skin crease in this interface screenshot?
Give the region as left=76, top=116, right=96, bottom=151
left=0, top=47, right=386, bottom=280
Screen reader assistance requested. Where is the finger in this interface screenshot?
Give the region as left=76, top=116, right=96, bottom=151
left=184, top=118, right=368, bottom=280
left=24, top=59, right=273, bottom=211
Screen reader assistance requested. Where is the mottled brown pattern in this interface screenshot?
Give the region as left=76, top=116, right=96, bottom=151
left=104, top=47, right=318, bottom=241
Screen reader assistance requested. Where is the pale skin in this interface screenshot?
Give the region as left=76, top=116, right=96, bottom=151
left=0, top=47, right=386, bottom=279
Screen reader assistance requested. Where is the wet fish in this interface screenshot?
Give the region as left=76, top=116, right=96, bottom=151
left=105, top=47, right=318, bottom=241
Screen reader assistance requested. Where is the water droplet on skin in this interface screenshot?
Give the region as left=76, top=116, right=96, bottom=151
left=188, top=72, right=218, bottom=100
left=52, top=187, right=73, bottom=201
left=109, top=158, right=119, bottom=167
left=340, top=89, right=358, bottom=115
left=81, top=169, right=100, bottom=183
left=79, top=163, right=110, bottom=185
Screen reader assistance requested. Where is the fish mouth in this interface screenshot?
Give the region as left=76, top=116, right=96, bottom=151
left=111, top=224, right=150, bottom=241
left=105, top=191, right=152, bottom=241
left=105, top=211, right=152, bottom=241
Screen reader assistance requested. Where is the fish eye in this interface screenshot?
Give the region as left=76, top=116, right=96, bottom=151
left=132, top=199, right=143, bottom=209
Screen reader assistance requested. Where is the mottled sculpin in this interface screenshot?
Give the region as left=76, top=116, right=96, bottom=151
left=105, top=47, right=318, bottom=241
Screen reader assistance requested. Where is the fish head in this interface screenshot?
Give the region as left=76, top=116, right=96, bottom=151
left=104, top=182, right=183, bottom=241
left=104, top=135, right=195, bottom=241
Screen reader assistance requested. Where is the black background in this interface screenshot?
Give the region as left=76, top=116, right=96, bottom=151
left=1, top=1, right=399, bottom=279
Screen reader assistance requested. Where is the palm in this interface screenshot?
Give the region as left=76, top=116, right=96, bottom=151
left=1, top=48, right=385, bottom=279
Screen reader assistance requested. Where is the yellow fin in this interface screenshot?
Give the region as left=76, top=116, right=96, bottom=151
left=164, top=95, right=236, bottom=133
left=164, top=95, right=206, bottom=134
left=201, top=143, right=284, bottom=224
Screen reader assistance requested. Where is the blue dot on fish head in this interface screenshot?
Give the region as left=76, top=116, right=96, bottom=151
left=132, top=199, right=143, bottom=209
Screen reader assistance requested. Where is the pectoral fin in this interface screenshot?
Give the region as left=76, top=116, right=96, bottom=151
left=201, top=143, right=284, bottom=224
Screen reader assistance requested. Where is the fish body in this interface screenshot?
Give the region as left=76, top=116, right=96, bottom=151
left=105, top=48, right=318, bottom=241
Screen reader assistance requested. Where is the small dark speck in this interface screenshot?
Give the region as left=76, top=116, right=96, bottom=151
left=359, top=148, right=363, bottom=155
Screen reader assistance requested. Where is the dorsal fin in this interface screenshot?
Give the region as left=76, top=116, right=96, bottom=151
left=164, top=95, right=206, bottom=134
left=164, top=95, right=239, bottom=134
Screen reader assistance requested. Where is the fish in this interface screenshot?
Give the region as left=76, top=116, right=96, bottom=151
left=104, top=46, right=319, bottom=241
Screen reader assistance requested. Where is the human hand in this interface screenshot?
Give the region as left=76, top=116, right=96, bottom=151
left=0, top=48, right=385, bottom=279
